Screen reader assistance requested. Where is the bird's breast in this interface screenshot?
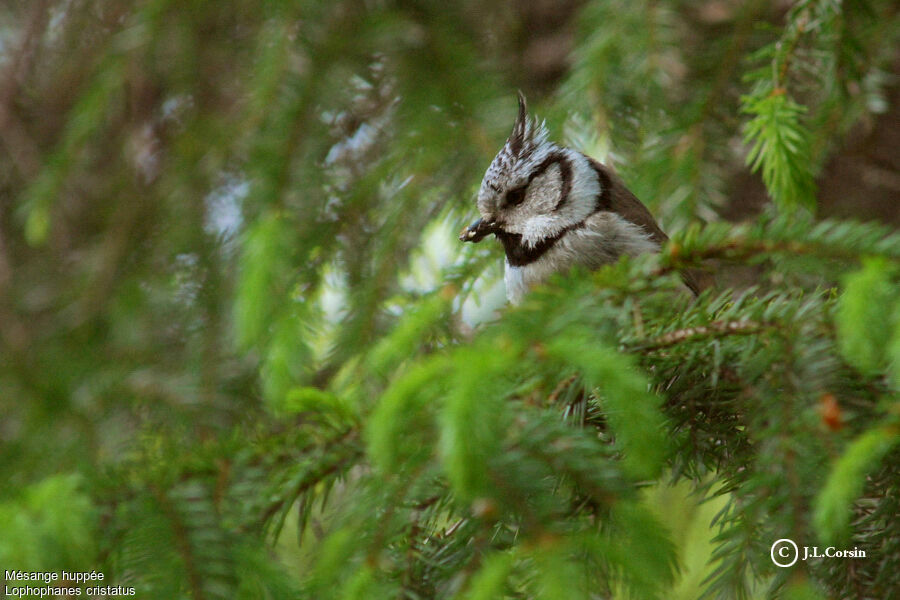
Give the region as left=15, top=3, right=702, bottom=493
left=501, top=212, right=661, bottom=303
left=503, top=239, right=577, bottom=304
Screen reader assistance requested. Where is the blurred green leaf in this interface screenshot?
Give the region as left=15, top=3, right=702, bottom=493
left=814, top=426, right=899, bottom=544
left=836, top=256, right=896, bottom=375
left=0, top=475, right=96, bottom=570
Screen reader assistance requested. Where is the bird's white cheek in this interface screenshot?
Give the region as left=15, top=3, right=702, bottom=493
left=527, top=166, right=563, bottom=213
left=520, top=215, right=564, bottom=246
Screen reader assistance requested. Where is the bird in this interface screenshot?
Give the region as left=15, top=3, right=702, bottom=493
left=459, top=93, right=704, bottom=304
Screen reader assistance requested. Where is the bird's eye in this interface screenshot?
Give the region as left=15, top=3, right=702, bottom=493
left=505, top=186, right=527, bottom=207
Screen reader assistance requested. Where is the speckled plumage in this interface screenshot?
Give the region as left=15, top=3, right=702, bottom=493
left=461, top=93, right=697, bottom=303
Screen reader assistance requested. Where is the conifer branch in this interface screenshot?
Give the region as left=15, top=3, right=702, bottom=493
left=150, top=484, right=208, bottom=600
left=628, top=320, right=764, bottom=352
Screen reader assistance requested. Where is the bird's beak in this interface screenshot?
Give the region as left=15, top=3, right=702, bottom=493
left=459, top=217, right=499, bottom=243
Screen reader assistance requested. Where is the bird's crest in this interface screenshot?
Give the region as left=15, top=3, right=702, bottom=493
left=478, top=93, right=554, bottom=212
left=506, top=91, right=549, bottom=160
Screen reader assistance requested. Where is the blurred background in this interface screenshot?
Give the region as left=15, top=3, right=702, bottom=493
left=0, top=0, right=898, bottom=597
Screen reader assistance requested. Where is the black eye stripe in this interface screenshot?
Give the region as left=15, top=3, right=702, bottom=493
left=498, top=152, right=572, bottom=210
left=502, top=152, right=567, bottom=209
left=523, top=152, right=572, bottom=211
left=528, top=151, right=566, bottom=183
left=504, top=186, right=527, bottom=206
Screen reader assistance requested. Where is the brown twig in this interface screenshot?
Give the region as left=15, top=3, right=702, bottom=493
left=629, top=320, right=764, bottom=352
left=657, top=234, right=898, bottom=281
left=547, top=373, right=579, bottom=404
left=253, top=428, right=361, bottom=533
left=149, top=484, right=207, bottom=600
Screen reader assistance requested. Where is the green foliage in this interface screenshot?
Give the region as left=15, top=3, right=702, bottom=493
left=367, top=356, right=445, bottom=472
left=439, top=342, right=515, bottom=501
left=366, top=293, right=453, bottom=378
left=234, top=212, right=299, bottom=350
left=890, top=310, right=900, bottom=390
left=457, top=551, right=515, bottom=600
left=813, top=426, right=900, bottom=545
left=742, top=91, right=816, bottom=212
left=2, top=1, right=900, bottom=600
left=546, top=336, right=666, bottom=479
left=835, top=257, right=896, bottom=375
left=605, top=502, right=679, bottom=597
left=737, top=0, right=888, bottom=215
left=0, top=475, right=96, bottom=571
left=781, top=578, right=824, bottom=600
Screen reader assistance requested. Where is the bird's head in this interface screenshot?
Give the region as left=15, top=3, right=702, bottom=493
left=459, top=92, right=600, bottom=248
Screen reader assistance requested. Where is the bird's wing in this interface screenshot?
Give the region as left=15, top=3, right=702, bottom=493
left=588, top=158, right=669, bottom=245
left=588, top=158, right=709, bottom=296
